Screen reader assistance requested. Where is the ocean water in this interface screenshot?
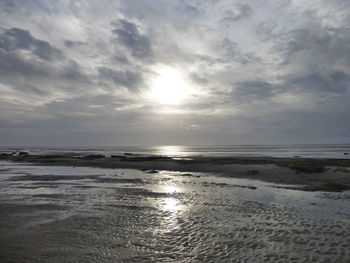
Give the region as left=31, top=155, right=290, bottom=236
left=1, top=144, right=350, bottom=158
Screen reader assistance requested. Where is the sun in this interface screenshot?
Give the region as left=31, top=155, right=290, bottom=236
left=149, top=66, right=192, bottom=105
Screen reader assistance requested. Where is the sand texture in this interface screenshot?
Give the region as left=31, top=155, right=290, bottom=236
left=0, top=161, right=350, bottom=262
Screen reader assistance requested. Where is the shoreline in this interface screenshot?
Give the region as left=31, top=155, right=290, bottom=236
left=1, top=153, right=350, bottom=192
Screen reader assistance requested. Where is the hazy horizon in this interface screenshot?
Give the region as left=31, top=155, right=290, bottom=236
left=1, top=142, right=350, bottom=148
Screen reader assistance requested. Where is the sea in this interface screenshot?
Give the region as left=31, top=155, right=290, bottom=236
left=1, top=144, right=350, bottom=158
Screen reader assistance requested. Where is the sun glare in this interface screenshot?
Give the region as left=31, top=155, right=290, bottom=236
left=157, top=145, right=183, bottom=157
left=150, top=66, right=192, bottom=105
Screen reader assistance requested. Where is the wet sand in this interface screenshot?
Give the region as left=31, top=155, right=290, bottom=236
left=1, top=153, right=350, bottom=191
left=0, top=160, right=350, bottom=262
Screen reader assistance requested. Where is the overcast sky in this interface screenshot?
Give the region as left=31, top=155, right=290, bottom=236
left=0, top=0, right=349, bottom=146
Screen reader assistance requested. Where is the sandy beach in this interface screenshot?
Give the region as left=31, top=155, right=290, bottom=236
left=0, top=153, right=350, bottom=262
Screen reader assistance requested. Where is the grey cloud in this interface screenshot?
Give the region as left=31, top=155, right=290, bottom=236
left=1, top=1, right=17, bottom=14
left=250, top=7, right=350, bottom=105
left=111, top=55, right=129, bottom=65
left=0, top=27, right=89, bottom=101
left=111, top=19, right=152, bottom=60
left=222, top=3, right=253, bottom=22
left=0, top=49, right=89, bottom=94
left=270, top=18, right=350, bottom=69
left=98, top=67, right=143, bottom=92
left=64, top=40, right=85, bottom=48
left=0, top=51, right=49, bottom=78
left=184, top=4, right=200, bottom=18
left=219, top=38, right=261, bottom=64
left=277, top=27, right=332, bottom=62
left=60, top=60, right=90, bottom=83
left=0, top=27, right=62, bottom=60
left=190, top=72, right=209, bottom=85
left=220, top=38, right=238, bottom=58
left=233, top=80, right=275, bottom=103
left=192, top=54, right=225, bottom=66
left=286, top=71, right=350, bottom=94
left=0, top=0, right=349, bottom=145
left=0, top=50, right=54, bottom=96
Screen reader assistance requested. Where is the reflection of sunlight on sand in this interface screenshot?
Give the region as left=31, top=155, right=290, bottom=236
left=157, top=146, right=184, bottom=157
left=162, top=185, right=178, bottom=194
left=162, top=197, right=179, bottom=212
left=151, top=178, right=188, bottom=234
left=157, top=197, right=182, bottom=234
left=160, top=185, right=181, bottom=212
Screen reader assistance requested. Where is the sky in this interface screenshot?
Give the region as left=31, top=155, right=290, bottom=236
left=0, top=0, right=350, bottom=146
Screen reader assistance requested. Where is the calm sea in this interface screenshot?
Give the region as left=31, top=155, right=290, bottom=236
left=1, top=144, right=350, bottom=159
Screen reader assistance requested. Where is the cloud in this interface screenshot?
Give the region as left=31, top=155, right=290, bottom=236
left=218, top=38, right=261, bottom=64
left=0, top=27, right=62, bottom=60
left=285, top=71, right=350, bottom=94
left=98, top=67, right=144, bottom=92
left=0, top=26, right=90, bottom=107
left=64, top=40, right=85, bottom=48
left=222, top=3, right=253, bottom=22
left=0, top=0, right=349, bottom=145
left=111, top=19, right=152, bottom=60
left=257, top=9, right=350, bottom=100
left=233, top=80, right=275, bottom=103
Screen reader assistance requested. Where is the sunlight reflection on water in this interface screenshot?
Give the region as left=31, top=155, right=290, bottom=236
left=156, top=145, right=186, bottom=157
left=162, top=185, right=178, bottom=194
left=162, top=197, right=179, bottom=212
left=159, top=185, right=182, bottom=212
left=154, top=184, right=185, bottom=234
left=153, top=183, right=184, bottom=235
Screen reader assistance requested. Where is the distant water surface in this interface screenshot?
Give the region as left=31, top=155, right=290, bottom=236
left=1, top=144, right=350, bottom=158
